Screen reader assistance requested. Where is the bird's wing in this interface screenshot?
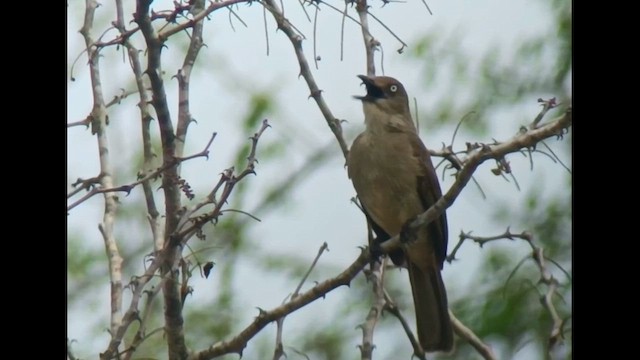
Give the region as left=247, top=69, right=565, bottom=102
left=410, top=133, right=448, bottom=268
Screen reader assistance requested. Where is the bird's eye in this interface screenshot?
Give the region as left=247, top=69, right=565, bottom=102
left=390, top=85, right=398, bottom=93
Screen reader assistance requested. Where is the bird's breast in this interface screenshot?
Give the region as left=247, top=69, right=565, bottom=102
left=348, top=131, right=423, bottom=236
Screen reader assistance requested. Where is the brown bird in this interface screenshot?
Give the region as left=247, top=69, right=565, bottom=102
left=347, top=75, right=453, bottom=352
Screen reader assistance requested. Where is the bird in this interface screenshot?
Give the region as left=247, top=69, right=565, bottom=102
left=347, top=74, right=453, bottom=352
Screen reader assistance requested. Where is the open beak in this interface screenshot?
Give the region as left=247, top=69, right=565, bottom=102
left=354, top=74, right=384, bottom=102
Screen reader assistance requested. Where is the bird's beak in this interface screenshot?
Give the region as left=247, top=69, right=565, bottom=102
left=354, top=74, right=384, bottom=102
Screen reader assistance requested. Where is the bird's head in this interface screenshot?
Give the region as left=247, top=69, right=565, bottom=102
left=354, top=75, right=413, bottom=126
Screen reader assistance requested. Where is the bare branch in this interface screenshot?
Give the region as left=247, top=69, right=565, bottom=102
left=531, top=97, right=558, bottom=129
left=101, top=254, right=165, bottom=359
left=80, top=0, right=124, bottom=354
left=420, top=0, right=433, bottom=15
left=450, top=310, right=496, bottom=360
left=175, top=0, right=207, bottom=160
left=67, top=116, right=92, bottom=128
left=446, top=227, right=570, bottom=354
left=135, top=0, right=189, bottom=356
left=191, top=247, right=371, bottom=359
left=174, top=120, right=270, bottom=242
left=383, top=290, right=426, bottom=360
left=112, top=0, right=162, bottom=230
left=365, top=9, right=407, bottom=54
left=122, top=284, right=165, bottom=360
left=273, top=242, right=329, bottom=360
left=356, top=0, right=377, bottom=76
left=158, top=0, right=253, bottom=40
left=358, top=259, right=388, bottom=360
left=263, top=0, right=350, bottom=158
left=67, top=132, right=217, bottom=212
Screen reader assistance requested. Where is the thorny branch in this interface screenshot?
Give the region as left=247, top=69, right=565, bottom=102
left=95, top=0, right=252, bottom=48
left=262, top=0, right=350, bottom=158
left=447, top=228, right=569, bottom=354
left=174, top=119, right=271, bottom=242
left=382, top=290, right=426, bottom=360
left=188, top=108, right=571, bottom=358
left=175, top=0, right=206, bottom=160
left=66, top=132, right=218, bottom=212
left=273, top=242, right=330, bottom=360
left=356, top=0, right=378, bottom=77
left=450, top=311, right=497, bottom=360
left=80, top=0, right=124, bottom=355
left=112, top=0, right=162, bottom=238
left=191, top=247, right=370, bottom=360
left=358, top=258, right=387, bottom=360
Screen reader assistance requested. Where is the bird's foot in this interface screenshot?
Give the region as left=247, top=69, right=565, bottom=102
left=369, top=239, right=385, bottom=263
left=399, top=218, right=419, bottom=244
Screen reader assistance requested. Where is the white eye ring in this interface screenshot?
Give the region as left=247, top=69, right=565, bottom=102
left=390, top=85, right=398, bottom=92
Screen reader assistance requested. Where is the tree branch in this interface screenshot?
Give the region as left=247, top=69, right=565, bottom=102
left=113, top=0, right=162, bottom=244
left=79, top=0, right=124, bottom=353
left=272, top=242, right=329, bottom=360
left=358, top=259, right=388, bottom=360
left=175, top=0, right=206, bottom=160
left=135, top=0, right=187, bottom=357
left=364, top=108, right=572, bottom=268
left=191, top=247, right=370, bottom=359
left=356, top=0, right=378, bottom=77
left=175, top=120, right=270, bottom=241
left=66, top=132, right=217, bottom=212
left=262, top=0, right=350, bottom=158
left=383, top=290, right=426, bottom=360
left=447, top=227, right=569, bottom=356
left=450, top=310, right=496, bottom=360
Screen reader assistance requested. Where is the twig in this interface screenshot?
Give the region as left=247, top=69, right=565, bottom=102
left=272, top=242, right=329, bottom=360
left=366, top=9, right=407, bottom=53
left=383, top=290, right=426, bottom=360
left=122, top=284, right=165, bottom=360
left=447, top=227, right=528, bottom=262
left=174, top=0, right=207, bottom=162
left=227, top=7, right=248, bottom=31
left=531, top=97, right=558, bottom=129
left=263, top=4, right=270, bottom=55
left=358, top=259, right=387, bottom=360
left=174, top=121, right=270, bottom=242
left=113, top=0, right=162, bottom=234
left=420, top=0, right=433, bottom=15
left=297, top=0, right=312, bottom=22
left=191, top=247, right=371, bottom=359
left=539, top=140, right=571, bottom=173
left=262, top=0, right=350, bottom=158
left=447, top=228, right=569, bottom=354
left=313, top=5, right=319, bottom=69
left=67, top=132, right=217, bottom=212
left=101, top=253, right=165, bottom=359
left=67, top=116, right=93, bottom=128
left=356, top=0, right=377, bottom=76
left=158, top=0, right=253, bottom=40
left=450, top=310, right=496, bottom=360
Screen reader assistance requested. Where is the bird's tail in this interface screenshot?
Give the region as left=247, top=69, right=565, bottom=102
left=408, top=262, right=453, bottom=352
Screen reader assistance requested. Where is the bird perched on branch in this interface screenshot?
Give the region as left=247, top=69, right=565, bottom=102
left=347, top=75, right=453, bottom=352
